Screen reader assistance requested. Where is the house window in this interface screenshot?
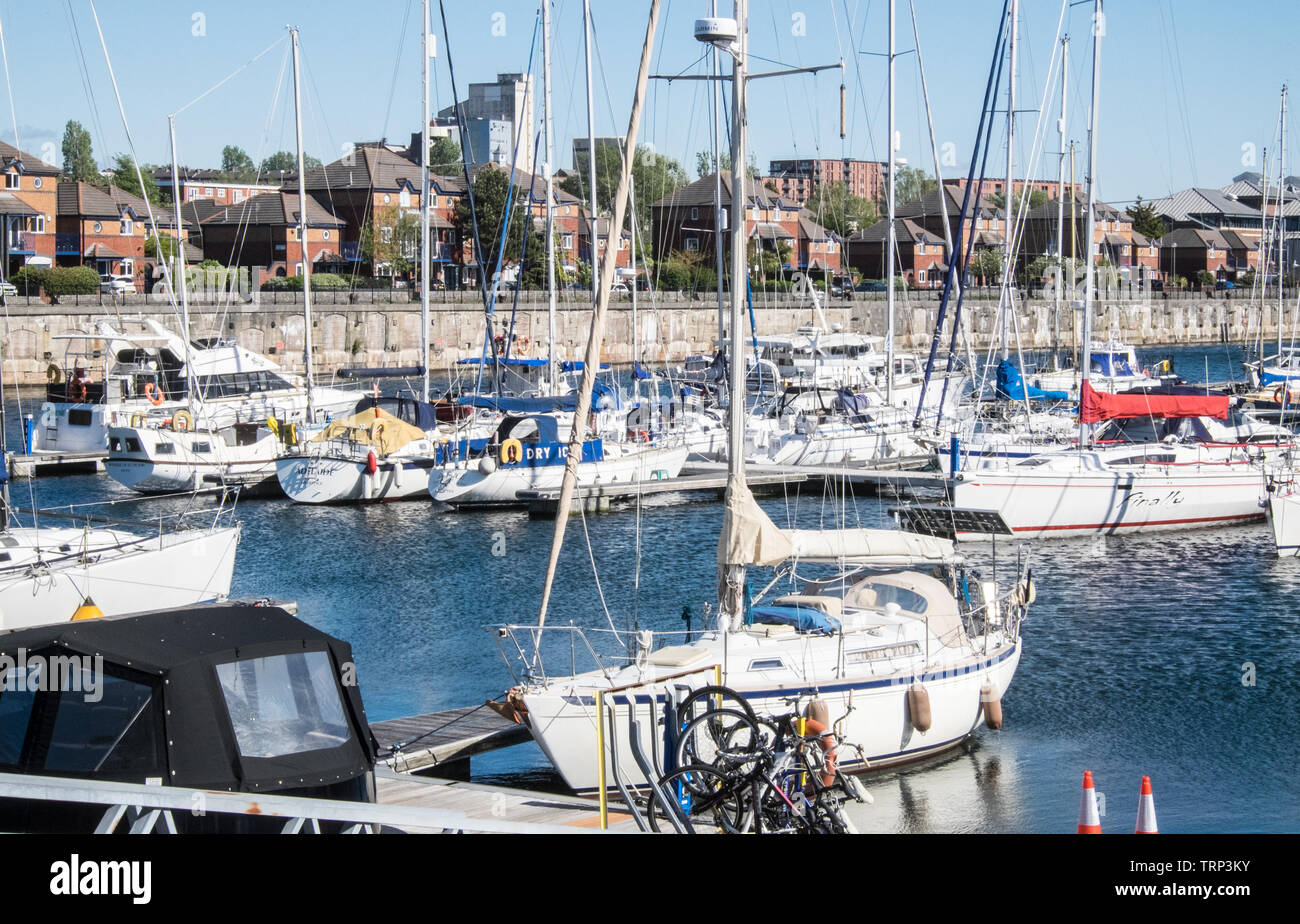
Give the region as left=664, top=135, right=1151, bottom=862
left=217, top=188, right=225, bottom=199
left=121, top=217, right=133, bottom=235
left=33, top=177, right=42, bottom=189
left=918, top=270, right=927, bottom=282
left=381, top=226, right=393, bottom=244
left=93, top=221, right=102, bottom=233
left=690, top=207, right=698, bottom=220
left=323, top=230, right=330, bottom=240
left=121, top=259, right=133, bottom=275
left=562, top=234, right=574, bottom=249
left=33, top=215, right=45, bottom=233
left=4, top=172, right=18, bottom=189
left=384, top=194, right=391, bottom=204
left=685, top=236, right=699, bottom=252
left=203, top=187, right=212, bottom=196
left=917, top=243, right=925, bottom=255
left=399, top=187, right=411, bottom=208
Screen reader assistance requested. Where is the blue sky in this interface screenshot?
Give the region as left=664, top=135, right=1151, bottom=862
left=1, top=0, right=1295, bottom=206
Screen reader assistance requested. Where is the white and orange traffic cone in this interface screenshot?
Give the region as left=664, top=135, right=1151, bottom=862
left=1135, top=776, right=1158, bottom=834
left=1077, top=770, right=1102, bottom=834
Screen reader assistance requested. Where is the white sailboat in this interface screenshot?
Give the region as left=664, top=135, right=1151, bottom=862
left=499, top=1, right=1029, bottom=797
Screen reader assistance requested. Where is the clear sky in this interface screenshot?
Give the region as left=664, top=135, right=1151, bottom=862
left=1, top=0, right=1295, bottom=207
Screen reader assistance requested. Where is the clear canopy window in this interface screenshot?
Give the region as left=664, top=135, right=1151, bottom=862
left=216, top=651, right=350, bottom=759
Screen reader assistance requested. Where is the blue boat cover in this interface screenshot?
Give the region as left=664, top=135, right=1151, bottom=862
left=455, top=394, right=579, bottom=413
left=750, top=604, right=840, bottom=635
left=455, top=356, right=549, bottom=367
left=1260, top=370, right=1300, bottom=386
left=995, top=360, right=1070, bottom=402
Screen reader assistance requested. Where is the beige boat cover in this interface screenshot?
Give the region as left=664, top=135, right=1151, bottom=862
left=310, top=406, right=427, bottom=456
left=717, top=474, right=955, bottom=569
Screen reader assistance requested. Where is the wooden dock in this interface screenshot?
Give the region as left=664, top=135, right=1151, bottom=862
left=374, top=768, right=641, bottom=832
left=517, top=469, right=808, bottom=518
left=371, top=704, right=532, bottom=774
left=682, top=458, right=947, bottom=488
left=9, top=450, right=106, bottom=478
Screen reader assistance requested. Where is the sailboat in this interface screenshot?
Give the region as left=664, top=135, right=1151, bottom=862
left=495, top=0, right=1029, bottom=797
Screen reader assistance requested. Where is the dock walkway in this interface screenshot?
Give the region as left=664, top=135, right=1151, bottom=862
left=371, top=705, right=531, bottom=774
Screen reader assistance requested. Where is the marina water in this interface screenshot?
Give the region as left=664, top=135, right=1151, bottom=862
left=6, top=343, right=1297, bottom=833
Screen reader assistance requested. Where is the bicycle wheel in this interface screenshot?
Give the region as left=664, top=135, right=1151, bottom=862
left=647, top=763, right=755, bottom=834
left=753, top=770, right=814, bottom=834
left=673, top=707, right=768, bottom=771
left=674, top=684, right=757, bottom=729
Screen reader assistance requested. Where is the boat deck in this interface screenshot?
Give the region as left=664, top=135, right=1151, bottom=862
left=371, top=704, right=532, bottom=773
left=10, top=450, right=107, bottom=477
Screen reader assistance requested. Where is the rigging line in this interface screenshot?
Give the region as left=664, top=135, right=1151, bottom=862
left=844, top=0, right=878, bottom=162
left=380, top=0, right=416, bottom=144
left=86, top=0, right=185, bottom=329
left=172, top=34, right=288, bottom=116
left=0, top=16, right=20, bottom=152
left=63, top=0, right=110, bottom=167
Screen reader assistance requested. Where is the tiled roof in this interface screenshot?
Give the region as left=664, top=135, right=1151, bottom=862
left=56, top=181, right=178, bottom=226
left=197, top=192, right=344, bottom=228
left=0, top=140, right=60, bottom=176
left=848, top=216, right=943, bottom=245
left=1156, top=227, right=1232, bottom=249
left=303, top=144, right=421, bottom=193
left=651, top=171, right=793, bottom=211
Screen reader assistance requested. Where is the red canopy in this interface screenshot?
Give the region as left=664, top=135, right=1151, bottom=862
left=1080, top=380, right=1229, bottom=424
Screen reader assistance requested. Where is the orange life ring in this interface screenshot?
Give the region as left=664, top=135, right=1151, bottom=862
left=801, top=717, right=838, bottom=789
left=516, top=336, right=530, bottom=357
left=1272, top=385, right=1294, bottom=406
left=68, top=378, right=87, bottom=402
left=144, top=382, right=164, bottom=406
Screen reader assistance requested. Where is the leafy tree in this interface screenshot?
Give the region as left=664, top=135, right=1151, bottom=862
left=1126, top=195, right=1166, bottom=241
left=429, top=136, right=462, bottom=174
left=144, top=234, right=182, bottom=259
left=971, top=247, right=1002, bottom=284
left=988, top=188, right=1049, bottom=213
left=560, top=144, right=688, bottom=241
left=455, top=167, right=529, bottom=277
left=696, top=150, right=732, bottom=179
left=360, top=206, right=421, bottom=277
left=893, top=166, right=938, bottom=207
left=260, top=151, right=321, bottom=175
left=61, top=121, right=97, bottom=181
left=220, top=145, right=257, bottom=181
left=107, top=153, right=166, bottom=206
left=806, top=180, right=878, bottom=237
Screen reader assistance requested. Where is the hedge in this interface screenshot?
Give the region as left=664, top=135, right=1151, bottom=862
left=10, top=266, right=102, bottom=296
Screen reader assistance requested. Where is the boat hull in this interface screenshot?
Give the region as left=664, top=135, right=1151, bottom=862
left=276, top=454, right=438, bottom=503
left=521, top=640, right=1020, bottom=795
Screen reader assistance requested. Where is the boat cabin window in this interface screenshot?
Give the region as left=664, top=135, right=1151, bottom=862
left=125, top=438, right=141, bottom=453
left=0, top=685, right=36, bottom=767
left=851, top=581, right=931, bottom=614
left=67, top=409, right=93, bottom=427
left=109, top=437, right=122, bottom=452
left=154, top=442, right=176, bottom=455
left=193, top=371, right=294, bottom=399
left=216, top=650, right=351, bottom=759
left=845, top=642, right=922, bottom=663
left=0, top=553, right=10, bottom=563
left=44, top=673, right=161, bottom=774
left=1110, top=453, right=1176, bottom=466
left=191, top=441, right=211, bottom=454
left=747, top=658, right=787, bottom=672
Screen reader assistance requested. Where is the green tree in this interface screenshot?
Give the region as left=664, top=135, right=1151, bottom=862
left=893, top=166, right=938, bottom=207
left=560, top=144, right=687, bottom=242
left=107, top=153, right=166, bottom=206
left=220, top=145, right=257, bottom=181
left=361, top=207, right=421, bottom=277
left=1126, top=195, right=1166, bottom=241
left=429, top=136, right=462, bottom=174
left=61, top=120, right=97, bottom=181
left=260, top=151, right=321, bottom=175
left=806, top=181, right=878, bottom=237
left=971, top=247, right=1002, bottom=284
left=988, top=188, right=1049, bottom=213
left=455, top=167, right=529, bottom=276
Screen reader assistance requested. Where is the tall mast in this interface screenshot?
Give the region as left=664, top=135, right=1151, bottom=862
left=583, top=0, right=599, bottom=311
left=712, top=0, right=726, bottom=343
left=722, top=0, right=750, bottom=620
left=885, top=0, right=895, bottom=402
left=420, top=0, right=432, bottom=403
left=999, top=0, right=1017, bottom=361
left=1278, top=85, right=1287, bottom=360
left=1079, top=0, right=1102, bottom=447
left=1055, top=35, right=1068, bottom=365
left=290, top=27, right=316, bottom=422
left=167, top=115, right=193, bottom=410
left=543, top=0, right=558, bottom=394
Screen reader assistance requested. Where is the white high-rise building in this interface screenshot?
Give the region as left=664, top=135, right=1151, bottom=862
left=436, top=73, right=535, bottom=175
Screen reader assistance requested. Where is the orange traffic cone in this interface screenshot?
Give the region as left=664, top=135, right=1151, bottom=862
left=1077, top=770, right=1102, bottom=834
left=1135, top=776, right=1158, bottom=834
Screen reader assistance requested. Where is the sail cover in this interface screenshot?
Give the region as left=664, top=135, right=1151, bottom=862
left=310, top=406, right=427, bottom=456
left=1080, top=380, right=1228, bottom=423
left=718, top=475, right=793, bottom=569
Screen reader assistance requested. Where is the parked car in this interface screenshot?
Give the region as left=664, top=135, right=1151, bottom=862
left=0, top=281, right=16, bottom=297
left=610, top=281, right=630, bottom=295
left=855, top=280, right=889, bottom=293
left=1148, top=279, right=1164, bottom=292
left=99, top=274, right=134, bottom=294
left=1214, top=279, right=1235, bottom=291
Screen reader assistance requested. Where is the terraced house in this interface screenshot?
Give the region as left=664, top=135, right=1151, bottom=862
left=0, top=141, right=60, bottom=279
left=55, top=181, right=184, bottom=290
left=185, top=191, right=345, bottom=284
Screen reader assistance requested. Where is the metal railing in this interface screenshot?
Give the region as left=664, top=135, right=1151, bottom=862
left=0, top=771, right=599, bottom=835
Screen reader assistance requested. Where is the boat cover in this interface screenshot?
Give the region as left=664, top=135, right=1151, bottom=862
left=1081, top=380, right=1228, bottom=423
left=311, top=406, right=428, bottom=455
left=456, top=394, right=579, bottom=413
left=751, top=604, right=839, bottom=635
left=995, top=360, right=1070, bottom=402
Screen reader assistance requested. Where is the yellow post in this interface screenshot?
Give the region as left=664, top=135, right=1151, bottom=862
left=596, top=690, right=607, bottom=830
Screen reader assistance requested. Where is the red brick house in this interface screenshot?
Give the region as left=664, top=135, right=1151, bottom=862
left=56, top=181, right=184, bottom=290
left=186, top=191, right=345, bottom=283
left=845, top=217, right=947, bottom=287
left=1, top=141, right=60, bottom=278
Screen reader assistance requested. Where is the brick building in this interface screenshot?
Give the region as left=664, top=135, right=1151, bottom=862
left=1, top=141, right=60, bottom=278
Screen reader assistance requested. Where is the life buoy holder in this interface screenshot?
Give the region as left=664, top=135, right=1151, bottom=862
left=46, top=363, right=62, bottom=384
left=144, top=382, right=164, bottom=406
left=129, top=413, right=145, bottom=428
left=500, top=438, right=523, bottom=465
left=68, top=378, right=87, bottom=402
left=1273, top=384, right=1296, bottom=406
left=172, top=409, right=193, bottom=432
left=800, top=717, right=839, bottom=789
left=516, top=336, right=530, bottom=356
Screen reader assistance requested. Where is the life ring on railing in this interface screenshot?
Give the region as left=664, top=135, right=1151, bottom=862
left=800, top=717, right=839, bottom=789
left=46, top=363, right=62, bottom=384
left=500, top=438, right=523, bottom=465
left=171, top=409, right=193, bottom=432
left=67, top=378, right=87, bottom=402
left=1272, top=385, right=1297, bottom=406
left=144, top=382, right=164, bottom=406
left=516, top=336, right=530, bottom=357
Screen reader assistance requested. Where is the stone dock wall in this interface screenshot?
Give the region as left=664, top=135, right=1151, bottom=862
left=0, top=289, right=1273, bottom=385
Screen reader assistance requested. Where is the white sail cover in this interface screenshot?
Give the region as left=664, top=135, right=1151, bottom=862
left=718, top=474, right=956, bottom=569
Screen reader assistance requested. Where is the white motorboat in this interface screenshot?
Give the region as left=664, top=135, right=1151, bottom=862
left=1031, top=339, right=1166, bottom=396
left=105, top=416, right=284, bottom=496
left=0, top=513, right=240, bottom=632
left=30, top=318, right=363, bottom=455
left=1265, top=461, right=1300, bottom=556
left=745, top=386, right=927, bottom=467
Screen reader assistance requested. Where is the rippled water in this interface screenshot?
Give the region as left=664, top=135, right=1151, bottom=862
left=4, top=343, right=1297, bottom=832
